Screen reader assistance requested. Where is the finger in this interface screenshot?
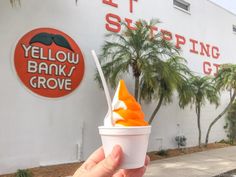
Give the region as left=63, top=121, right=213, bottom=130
left=86, top=146, right=105, bottom=164
left=80, top=146, right=105, bottom=170
left=120, top=167, right=146, bottom=177
left=145, top=155, right=150, bottom=167
left=113, top=156, right=150, bottom=177
left=112, top=171, right=125, bottom=177
left=73, top=146, right=105, bottom=176
left=89, top=145, right=123, bottom=177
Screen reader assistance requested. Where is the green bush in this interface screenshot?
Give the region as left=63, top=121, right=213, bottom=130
left=15, top=169, right=33, bottom=177
left=224, top=101, right=236, bottom=145
left=218, top=139, right=229, bottom=144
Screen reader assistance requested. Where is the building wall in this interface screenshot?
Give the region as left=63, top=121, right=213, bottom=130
left=0, top=0, right=236, bottom=174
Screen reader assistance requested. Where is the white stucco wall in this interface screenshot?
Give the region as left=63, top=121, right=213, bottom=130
left=0, top=0, right=236, bottom=174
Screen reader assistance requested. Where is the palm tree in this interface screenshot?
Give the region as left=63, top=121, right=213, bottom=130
left=98, top=19, right=179, bottom=101
left=205, top=64, right=236, bottom=146
left=179, top=75, right=219, bottom=147
left=97, top=19, right=192, bottom=124
left=140, top=56, right=191, bottom=124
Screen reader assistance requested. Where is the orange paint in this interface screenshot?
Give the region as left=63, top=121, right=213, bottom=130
left=113, top=80, right=148, bottom=126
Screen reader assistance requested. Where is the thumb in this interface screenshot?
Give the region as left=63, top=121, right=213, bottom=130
left=89, top=145, right=122, bottom=177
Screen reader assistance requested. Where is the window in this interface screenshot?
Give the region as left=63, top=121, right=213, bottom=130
left=173, top=0, right=190, bottom=13
left=233, top=25, right=236, bottom=33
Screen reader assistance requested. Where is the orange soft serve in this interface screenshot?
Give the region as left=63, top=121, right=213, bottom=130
left=111, top=80, right=148, bottom=126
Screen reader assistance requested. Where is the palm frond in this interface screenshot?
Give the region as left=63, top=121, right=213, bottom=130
left=215, top=64, right=236, bottom=91
left=96, top=18, right=190, bottom=108
left=179, top=75, right=219, bottom=109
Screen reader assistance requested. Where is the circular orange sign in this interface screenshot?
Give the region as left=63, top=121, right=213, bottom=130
left=14, top=28, right=85, bottom=98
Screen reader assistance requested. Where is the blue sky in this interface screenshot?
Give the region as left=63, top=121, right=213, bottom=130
left=210, top=0, right=236, bottom=14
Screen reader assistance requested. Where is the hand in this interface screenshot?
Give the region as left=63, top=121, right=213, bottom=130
left=73, top=145, right=150, bottom=177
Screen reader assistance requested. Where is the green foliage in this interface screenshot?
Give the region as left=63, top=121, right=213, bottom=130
left=205, top=64, right=236, bottom=146
left=178, top=75, right=220, bottom=147
left=97, top=19, right=180, bottom=97
left=218, top=139, right=232, bottom=144
left=100, top=19, right=152, bottom=86
left=215, top=64, right=236, bottom=91
left=140, top=56, right=191, bottom=104
left=15, top=169, right=33, bottom=177
left=178, top=75, right=220, bottom=109
left=225, top=100, right=236, bottom=144
left=97, top=19, right=191, bottom=123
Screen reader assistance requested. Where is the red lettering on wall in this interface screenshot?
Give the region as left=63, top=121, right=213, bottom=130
left=175, top=34, right=186, bottom=49
left=129, top=0, right=138, bottom=13
left=189, top=38, right=199, bottom=54
left=203, top=61, right=220, bottom=76
left=105, top=13, right=121, bottom=33
left=102, top=2, right=222, bottom=77
left=200, top=42, right=210, bottom=57
left=212, top=46, right=220, bottom=59
left=125, top=18, right=137, bottom=30
left=161, top=30, right=172, bottom=41
left=103, top=0, right=118, bottom=8
left=203, top=61, right=212, bottom=75
left=213, top=63, right=220, bottom=75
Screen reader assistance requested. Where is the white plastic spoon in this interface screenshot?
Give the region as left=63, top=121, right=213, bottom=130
left=91, top=50, right=113, bottom=126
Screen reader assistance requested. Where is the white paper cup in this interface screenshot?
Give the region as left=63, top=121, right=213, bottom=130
left=98, top=126, right=151, bottom=169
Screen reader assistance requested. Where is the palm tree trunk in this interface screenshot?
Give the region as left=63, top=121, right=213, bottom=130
left=205, top=91, right=236, bottom=147
left=196, top=104, right=202, bottom=147
left=134, top=76, right=140, bottom=101
left=148, top=94, right=164, bottom=124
